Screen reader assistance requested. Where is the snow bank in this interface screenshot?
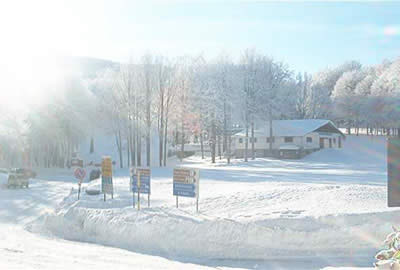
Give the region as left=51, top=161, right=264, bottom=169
left=31, top=190, right=400, bottom=260
left=304, top=135, right=386, bottom=168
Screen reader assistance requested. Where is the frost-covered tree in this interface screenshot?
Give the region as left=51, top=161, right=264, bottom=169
left=238, top=49, right=259, bottom=161
left=254, top=55, right=292, bottom=154
left=332, top=69, right=366, bottom=133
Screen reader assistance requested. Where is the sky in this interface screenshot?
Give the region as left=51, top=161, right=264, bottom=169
left=0, top=0, right=400, bottom=109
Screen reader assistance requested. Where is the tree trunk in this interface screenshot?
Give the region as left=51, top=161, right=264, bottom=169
left=269, top=107, right=273, bottom=156
left=218, top=135, right=222, bottom=160
left=115, top=131, right=123, bottom=169
left=146, top=115, right=151, bottom=167
left=180, top=117, right=185, bottom=162
left=127, top=135, right=130, bottom=168
left=200, top=131, right=204, bottom=159
left=145, top=65, right=151, bottom=167
left=163, top=115, right=169, bottom=166
left=159, top=108, right=164, bottom=167
left=223, top=102, right=227, bottom=153
left=227, top=103, right=231, bottom=164
left=131, top=125, right=136, bottom=167
left=251, top=121, right=255, bottom=160
left=227, top=131, right=231, bottom=164
left=146, top=131, right=150, bottom=167
left=244, top=121, right=249, bottom=162
left=211, top=118, right=216, bottom=164
left=129, top=120, right=134, bottom=167
left=137, top=127, right=141, bottom=167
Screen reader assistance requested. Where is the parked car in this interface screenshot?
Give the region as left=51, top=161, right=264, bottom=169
left=11, top=168, right=37, bottom=178
left=89, top=169, right=101, bottom=181
left=7, top=168, right=33, bottom=188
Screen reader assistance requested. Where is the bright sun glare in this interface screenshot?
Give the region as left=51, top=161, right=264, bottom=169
left=0, top=0, right=83, bottom=112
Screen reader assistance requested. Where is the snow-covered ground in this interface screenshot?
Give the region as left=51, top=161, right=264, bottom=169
left=0, top=176, right=241, bottom=269
left=0, top=135, right=392, bottom=269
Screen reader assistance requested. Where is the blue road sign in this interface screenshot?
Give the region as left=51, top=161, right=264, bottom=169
left=131, top=171, right=151, bottom=194
left=173, top=182, right=196, bottom=198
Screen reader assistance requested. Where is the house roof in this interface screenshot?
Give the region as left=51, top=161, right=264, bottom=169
left=233, top=119, right=344, bottom=137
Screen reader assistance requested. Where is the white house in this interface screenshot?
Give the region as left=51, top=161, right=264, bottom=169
left=232, top=119, right=345, bottom=159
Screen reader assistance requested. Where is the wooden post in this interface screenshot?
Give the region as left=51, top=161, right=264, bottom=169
left=176, top=196, right=178, bottom=208
left=104, top=193, right=106, bottom=202
left=78, top=183, right=81, bottom=200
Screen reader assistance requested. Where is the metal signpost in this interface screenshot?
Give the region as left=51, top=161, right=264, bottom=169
left=388, top=138, right=400, bottom=207
left=101, top=156, right=113, bottom=201
left=130, top=168, right=151, bottom=210
left=173, top=168, right=200, bottom=212
left=74, top=167, right=86, bottom=200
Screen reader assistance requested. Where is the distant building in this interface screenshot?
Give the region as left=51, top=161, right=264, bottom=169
left=232, top=119, right=345, bottom=159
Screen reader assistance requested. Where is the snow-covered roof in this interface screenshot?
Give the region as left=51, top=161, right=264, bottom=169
left=233, top=119, right=342, bottom=137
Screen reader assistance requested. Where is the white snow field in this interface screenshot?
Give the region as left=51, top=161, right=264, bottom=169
left=0, top=135, right=393, bottom=269
left=0, top=176, right=239, bottom=269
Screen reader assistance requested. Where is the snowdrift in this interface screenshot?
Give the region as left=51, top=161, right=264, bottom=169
left=30, top=190, right=400, bottom=260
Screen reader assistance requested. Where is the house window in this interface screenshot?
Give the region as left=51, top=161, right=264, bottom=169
left=239, top=138, right=243, bottom=144
left=266, top=137, right=275, bottom=143
left=306, top=137, right=312, bottom=143
left=284, top=137, right=294, bottom=143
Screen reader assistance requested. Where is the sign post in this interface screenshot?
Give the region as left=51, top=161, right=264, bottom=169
left=388, top=138, right=400, bottom=207
left=173, top=168, right=200, bottom=212
left=130, top=167, right=151, bottom=210
left=101, top=156, right=113, bottom=201
left=74, top=168, right=86, bottom=200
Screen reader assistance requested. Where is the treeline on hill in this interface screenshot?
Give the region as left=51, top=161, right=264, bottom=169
left=1, top=50, right=399, bottom=168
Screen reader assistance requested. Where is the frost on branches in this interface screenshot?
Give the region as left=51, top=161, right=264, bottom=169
left=375, top=226, right=400, bottom=270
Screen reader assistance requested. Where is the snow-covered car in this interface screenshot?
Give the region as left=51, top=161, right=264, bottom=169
left=85, top=178, right=101, bottom=195
left=7, top=168, right=31, bottom=188
left=89, top=169, right=101, bottom=181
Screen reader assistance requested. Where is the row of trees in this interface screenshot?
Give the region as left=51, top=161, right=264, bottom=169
left=330, top=59, right=400, bottom=135
left=1, top=50, right=399, bottom=168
